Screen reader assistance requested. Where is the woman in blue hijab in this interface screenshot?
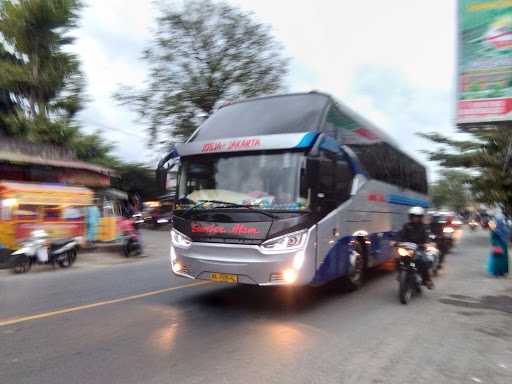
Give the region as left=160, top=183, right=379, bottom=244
left=487, top=214, right=510, bottom=277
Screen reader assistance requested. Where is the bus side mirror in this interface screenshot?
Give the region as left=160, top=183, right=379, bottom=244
left=156, top=146, right=179, bottom=195
left=156, top=167, right=167, bottom=195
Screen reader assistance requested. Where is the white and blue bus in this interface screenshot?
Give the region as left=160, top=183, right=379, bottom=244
left=157, top=92, right=429, bottom=288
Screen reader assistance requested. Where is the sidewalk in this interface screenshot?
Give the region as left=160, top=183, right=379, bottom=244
left=429, top=229, right=512, bottom=384
left=0, top=229, right=168, bottom=274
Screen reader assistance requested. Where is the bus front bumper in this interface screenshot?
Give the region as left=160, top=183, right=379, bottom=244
left=169, top=242, right=314, bottom=286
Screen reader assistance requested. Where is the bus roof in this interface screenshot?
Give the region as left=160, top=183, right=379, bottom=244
left=225, top=92, right=400, bottom=147
left=174, top=92, right=421, bottom=167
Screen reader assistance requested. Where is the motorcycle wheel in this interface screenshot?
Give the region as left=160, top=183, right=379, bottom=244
left=122, top=240, right=131, bottom=257
left=123, top=239, right=141, bottom=257
left=399, top=271, right=412, bottom=304
left=58, top=252, right=73, bottom=268
left=70, top=249, right=78, bottom=264
left=13, top=256, right=32, bottom=274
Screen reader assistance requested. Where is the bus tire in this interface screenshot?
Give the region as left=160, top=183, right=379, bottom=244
left=347, top=243, right=366, bottom=291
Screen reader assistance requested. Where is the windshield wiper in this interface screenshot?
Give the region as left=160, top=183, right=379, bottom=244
left=184, top=200, right=278, bottom=219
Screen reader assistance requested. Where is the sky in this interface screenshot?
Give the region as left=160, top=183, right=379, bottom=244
left=72, top=0, right=458, bottom=178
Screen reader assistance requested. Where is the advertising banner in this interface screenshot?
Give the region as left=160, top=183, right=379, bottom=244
left=458, top=0, right=512, bottom=124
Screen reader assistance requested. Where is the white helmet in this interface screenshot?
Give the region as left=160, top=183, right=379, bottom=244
left=408, top=206, right=425, bottom=216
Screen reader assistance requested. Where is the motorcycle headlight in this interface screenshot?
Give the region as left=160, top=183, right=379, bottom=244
left=261, top=229, right=308, bottom=253
left=171, top=229, right=192, bottom=249
left=443, top=227, right=454, bottom=234
left=426, top=245, right=437, bottom=253
left=397, top=247, right=410, bottom=257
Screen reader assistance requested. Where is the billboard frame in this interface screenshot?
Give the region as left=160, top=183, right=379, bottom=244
left=457, top=0, right=512, bottom=128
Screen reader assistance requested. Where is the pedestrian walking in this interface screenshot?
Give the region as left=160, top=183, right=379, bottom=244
left=487, top=214, right=510, bottom=277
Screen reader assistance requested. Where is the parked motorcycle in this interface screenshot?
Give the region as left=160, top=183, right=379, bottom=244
left=396, top=242, right=423, bottom=304
left=10, top=230, right=79, bottom=274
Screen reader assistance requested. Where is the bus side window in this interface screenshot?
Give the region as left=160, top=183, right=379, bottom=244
left=323, top=108, right=338, bottom=140
left=323, top=104, right=360, bottom=145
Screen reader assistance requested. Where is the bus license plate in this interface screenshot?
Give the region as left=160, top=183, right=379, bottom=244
left=209, top=272, right=238, bottom=283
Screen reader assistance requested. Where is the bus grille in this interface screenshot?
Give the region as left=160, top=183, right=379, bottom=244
left=269, top=272, right=285, bottom=283
left=180, top=265, right=192, bottom=276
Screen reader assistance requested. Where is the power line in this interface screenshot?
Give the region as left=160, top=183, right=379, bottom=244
left=82, top=119, right=148, bottom=140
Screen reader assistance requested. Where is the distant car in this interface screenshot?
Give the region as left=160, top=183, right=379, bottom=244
left=146, top=206, right=173, bottom=229
left=152, top=212, right=172, bottom=228
left=451, top=217, right=463, bottom=228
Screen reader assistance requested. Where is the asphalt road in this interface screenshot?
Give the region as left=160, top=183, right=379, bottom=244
left=0, top=228, right=511, bottom=384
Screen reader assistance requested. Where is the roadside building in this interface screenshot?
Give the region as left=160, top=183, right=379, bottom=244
left=0, top=138, right=114, bottom=187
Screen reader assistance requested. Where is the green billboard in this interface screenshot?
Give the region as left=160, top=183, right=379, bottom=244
left=458, top=0, right=512, bottom=124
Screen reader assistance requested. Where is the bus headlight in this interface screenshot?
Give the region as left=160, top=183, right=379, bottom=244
left=171, top=229, right=192, bottom=249
left=170, top=245, right=177, bottom=262
left=261, top=229, right=308, bottom=253
left=170, top=245, right=183, bottom=273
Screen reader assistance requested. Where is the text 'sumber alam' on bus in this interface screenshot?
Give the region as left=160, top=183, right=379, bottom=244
left=157, top=92, right=429, bottom=287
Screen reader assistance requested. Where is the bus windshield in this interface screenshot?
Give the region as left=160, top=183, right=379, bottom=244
left=190, top=93, right=328, bottom=141
left=177, top=152, right=308, bottom=210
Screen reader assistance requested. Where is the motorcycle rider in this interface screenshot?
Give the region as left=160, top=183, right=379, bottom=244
left=429, top=212, right=446, bottom=268
left=429, top=212, right=444, bottom=237
left=398, top=206, right=434, bottom=289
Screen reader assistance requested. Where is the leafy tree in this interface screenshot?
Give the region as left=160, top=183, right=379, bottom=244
left=116, top=0, right=288, bottom=145
left=0, top=40, right=21, bottom=136
left=111, top=163, right=160, bottom=200
left=420, top=129, right=512, bottom=217
left=71, top=131, right=118, bottom=166
left=0, top=0, right=84, bottom=124
left=430, top=170, right=472, bottom=212
left=0, top=0, right=115, bottom=166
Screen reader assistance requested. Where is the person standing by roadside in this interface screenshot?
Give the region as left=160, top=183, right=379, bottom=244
left=86, top=204, right=101, bottom=243
left=487, top=214, right=510, bottom=277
